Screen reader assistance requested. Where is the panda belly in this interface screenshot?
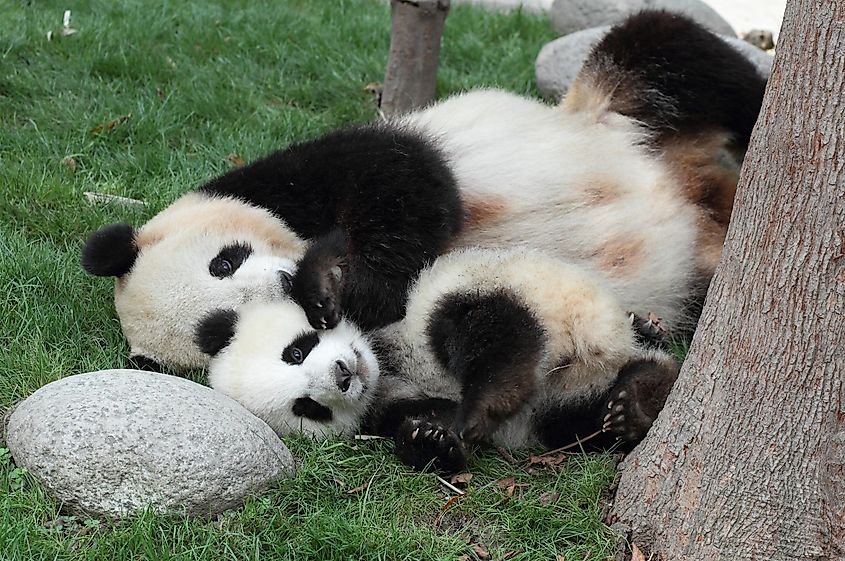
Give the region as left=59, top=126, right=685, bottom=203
left=400, top=89, right=701, bottom=329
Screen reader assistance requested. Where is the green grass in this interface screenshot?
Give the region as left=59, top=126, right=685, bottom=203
left=0, top=1, right=620, bottom=559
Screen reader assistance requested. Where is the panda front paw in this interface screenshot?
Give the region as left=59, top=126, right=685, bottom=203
left=628, top=312, right=669, bottom=350
left=394, top=418, right=467, bottom=474
left=293, top=259, right=343, bottom=329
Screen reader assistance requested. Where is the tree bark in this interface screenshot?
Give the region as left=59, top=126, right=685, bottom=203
left=608, top=1, right=845, bottom=559
left=381, top=0, right=450, bottom=116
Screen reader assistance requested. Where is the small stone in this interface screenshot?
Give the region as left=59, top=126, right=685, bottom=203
left=549, top=0, right=736, bottom=37
left=742, top=29, right=775, bottom=51
left=535, top=26, right=774, bottom=101
left=6, top=370, right=294, bottom=518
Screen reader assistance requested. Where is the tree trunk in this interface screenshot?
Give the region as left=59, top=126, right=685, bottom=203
left=381, top=0, right=450, bottom=116
left=608, top=1, right=845, bottom=559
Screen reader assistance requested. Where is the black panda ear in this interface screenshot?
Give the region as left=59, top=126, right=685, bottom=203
left=195, top=309, right=239, bottom=356
left=81, top=223, right=139, bottom=277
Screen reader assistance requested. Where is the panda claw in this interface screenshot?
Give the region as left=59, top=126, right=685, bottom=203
left=603, top=413, right=611, bottom=423
left=411, top=428, right=420, bottom=440
left=617, top=390, right=627, bottom=399
left=316, top=302, right=323, bottom=309
left=607, top=400, right=614, bottom=410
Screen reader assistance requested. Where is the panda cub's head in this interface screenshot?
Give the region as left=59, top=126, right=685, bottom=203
left=81, top=193, right=306, bottom=371
left=195, top=300, right=380, bottom=438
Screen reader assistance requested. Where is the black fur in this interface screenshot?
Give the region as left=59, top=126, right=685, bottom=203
left=80, top=223, right=138, bottom=277
left=127, top=354, right=164, bottom=373
left=585, top=10, right=767, bottom=147
left=290, top=229, right=346, bottom=329
left=194, top=309, right=238, bottom=356
left=199, top=123, right=463, bottom=330
left=427, top=289, right=546, bottom=442
left=535, top=355, right=680, bottom=452
left=208, top=242, right=253, bottom=279
left=534, top=393, right=618, bottom=452
left=292, top=397, right=333, bottom=422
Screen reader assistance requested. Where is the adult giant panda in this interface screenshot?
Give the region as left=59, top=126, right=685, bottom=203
left=81, top=11, right=767, bottom=372
left=196, top=248, right=680, bottom=473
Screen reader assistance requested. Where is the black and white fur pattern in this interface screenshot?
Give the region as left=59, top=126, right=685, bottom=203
left=198, top=249, right=680, bottom=473
left=81, top=11, right=766, bottom=372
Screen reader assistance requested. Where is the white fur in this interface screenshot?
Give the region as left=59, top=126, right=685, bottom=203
left=398, top=90, right=699, bottom=327
left=208, top=300, right=379, bottom=438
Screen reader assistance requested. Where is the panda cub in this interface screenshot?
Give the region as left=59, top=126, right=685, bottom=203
left=80, top=10, right=767, bottom=373
left=196, top=249, right=679, bottom=473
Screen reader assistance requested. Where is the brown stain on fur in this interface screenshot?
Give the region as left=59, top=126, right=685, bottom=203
left=596, top=236, right=645, bottom=278
left=583, top=180, right=621, bottom=206
left=462, top=193, right=509, bottom=230
left=662, top=130, right=741, bottom=276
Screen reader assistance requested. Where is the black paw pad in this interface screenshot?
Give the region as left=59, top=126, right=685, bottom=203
left=601, top=388, right=655, bottom=447
left=394, top=418, right=467, bottom=473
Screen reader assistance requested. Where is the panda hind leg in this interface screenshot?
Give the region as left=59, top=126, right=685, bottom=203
left=602, top=352, right=681, bottom=449
left=427, top=289, right=546, bottom=444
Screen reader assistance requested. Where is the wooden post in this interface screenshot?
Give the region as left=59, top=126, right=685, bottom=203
left=381, top=0, right=450, bottom=116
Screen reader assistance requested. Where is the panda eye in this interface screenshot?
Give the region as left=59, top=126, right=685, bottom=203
left=290, top=348, right=304, bottom=364
left=209, top=243, right=252, bottom=279
left=283, top=332, right=319, bottom=365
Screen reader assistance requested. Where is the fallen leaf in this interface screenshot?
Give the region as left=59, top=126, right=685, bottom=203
left=457, top=556, right=470, bottom=561
left=441, top=494, right=462, bottom=511
left=501, top=551, right=519, bottom=560
left=529, top=453, right=568, bottom=468
left=332, top=478, right=346, bottom=489
left=89, top=114, right=131, bottom=135
left=450, top=472, right=473, bottom=486
left=61, top=157, right=77, bottom=171
left=227, top=153, right=246, bottom=167
left=631, top=543, right=646, bottom=561
left=495, top=476, right=516, bottom=488
left=472, top=544, right=490, bottom=559
left=539, top=490, right=560, bottom=506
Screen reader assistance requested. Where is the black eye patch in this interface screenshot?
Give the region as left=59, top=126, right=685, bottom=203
left=209, top=242, right=253, bottom=279
left=282, top=331, right=320, bottom=365
left=292, top=397, right=333, bottom=422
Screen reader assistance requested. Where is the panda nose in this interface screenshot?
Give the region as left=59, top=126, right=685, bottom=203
left=334, top=360, right=353, bottom=392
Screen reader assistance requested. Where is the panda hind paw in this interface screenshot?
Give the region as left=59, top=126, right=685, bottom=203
left=601, top=387, right=655, bottom=447
left=394, top=418, right=467, bottom=474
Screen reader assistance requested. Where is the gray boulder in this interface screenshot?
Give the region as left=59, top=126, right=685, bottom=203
left=6, top=370, right=294, bottom=518
left=549, top=0, right=736, bottom=37
left=536, top=26, right=773, bottom=101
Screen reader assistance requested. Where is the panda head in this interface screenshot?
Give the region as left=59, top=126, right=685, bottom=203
left=81, top=193, right=306, bottom=371
left=195, top=300, right=380, bottom=439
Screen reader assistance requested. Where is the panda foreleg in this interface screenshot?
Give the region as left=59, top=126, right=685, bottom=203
left=291, top=228, right=347, bottom=329
left=427, top=289, right=546, bottom=444
left=602, top=352, right=681, bottom=449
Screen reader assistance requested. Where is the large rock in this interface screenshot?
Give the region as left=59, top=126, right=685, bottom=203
left=549, top=0, right=736, bottom=37
left=5, top=370, right=294, bottom=518
left=535, top=26, right=773, bottom=101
